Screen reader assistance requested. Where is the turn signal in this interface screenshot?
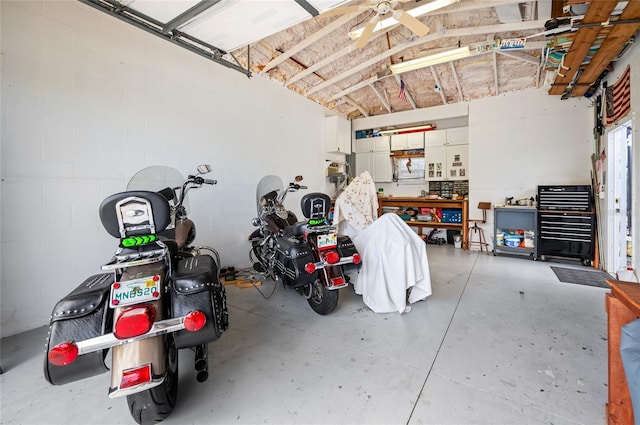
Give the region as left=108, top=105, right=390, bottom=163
left=352, top=253, right=361, bottom=264
left=48, top=342, right=79, bottom=366
left=184, top=310, right=207, bottom=332
left=115, top=305, right=155, bottom=339
left=120, top=364, right=152, bottom=389
left=325, top=251, right=340, bottom=264
left=304, top=263, right=316, bottom=274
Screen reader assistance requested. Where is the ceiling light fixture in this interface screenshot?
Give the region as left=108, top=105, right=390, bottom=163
left=389, top=46, right=471, bottom=74
left=348, top=0, right=458, bottom=40
left=378, top=124, right=434, bottom=135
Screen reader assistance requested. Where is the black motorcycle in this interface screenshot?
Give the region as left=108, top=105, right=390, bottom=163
left=249, top=175, right=361, bottom=315
left=44, top=165, right=228, bottom=424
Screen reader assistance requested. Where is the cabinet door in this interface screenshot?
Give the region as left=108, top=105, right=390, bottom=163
left=446, top=127, right=468, bottom=146
left=372, top=136, right=390, bottom=152
left=354, top=138, right=372, bottom=154
left=390, top=134, right=406, bottom=151
left=339, top=117, right=352, bottom=154
left=372, top=152, right=393, bottom=182
left=424, top=147, right=447, bottom=181
left=355, top=152, right=372, bottom=177
left=423, top=129, right=447, bottom=147
left=406, top=132, right=424, bottom=149
left=446, top=144, right=469, bottom=181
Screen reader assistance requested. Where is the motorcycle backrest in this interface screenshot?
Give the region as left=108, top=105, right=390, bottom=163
left=99, top=191, right=172, bottom=239
left=300, top=193, right=331, bottom=220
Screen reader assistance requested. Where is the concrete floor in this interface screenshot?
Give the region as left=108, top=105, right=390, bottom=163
left=1, top=246, right=609, bottom=425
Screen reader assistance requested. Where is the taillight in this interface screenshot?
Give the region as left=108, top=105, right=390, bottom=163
left=184, top=310, right=206, bottom=332
left=304, top=263, right=316, bottom=274
left=120, top=364, right=152, bottom=389
left=352, top=253, right=361, bottom=264
left=48, top=342, right=79, bottom=366
left=330, top=276, right=345, bottom=287
left=114, top=305, right=155, bottom=339
left=325, top=251, right=340, bottom=264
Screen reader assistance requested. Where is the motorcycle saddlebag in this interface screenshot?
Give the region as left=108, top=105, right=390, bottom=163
left=171, top=255, right=228, bottom=349
left=275, top=236, right=318, bottom=287
left=337, top=235, right=361, bottom=273
left=44, top=273, right=114, bottom=386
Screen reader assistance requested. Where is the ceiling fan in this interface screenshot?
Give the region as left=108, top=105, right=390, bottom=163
left=322, top=0, right=460, bottom=48
left=322, top=0, right=432, bottom=48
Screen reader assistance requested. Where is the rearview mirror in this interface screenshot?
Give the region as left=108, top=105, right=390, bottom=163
left=294, top=175, right=303, bottom=182
left=197, top=165, right=212, bottom=175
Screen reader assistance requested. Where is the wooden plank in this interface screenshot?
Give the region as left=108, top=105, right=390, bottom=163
left=572, top=1, right=640, bottom=96
left=606, top=294, right=637, bottom=425
left=548, top=0, right=619, bottom=95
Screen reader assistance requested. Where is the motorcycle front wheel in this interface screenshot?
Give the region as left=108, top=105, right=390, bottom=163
left=305, top=279, right=338, bottom=315
left=126, top=334, right=178, bottom=425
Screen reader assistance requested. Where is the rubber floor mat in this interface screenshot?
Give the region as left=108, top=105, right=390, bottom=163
left=550, top=266, right=611, bottom=289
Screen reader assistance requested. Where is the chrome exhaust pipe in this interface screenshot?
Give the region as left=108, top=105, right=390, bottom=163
left=194, top=344, right=208, bottom=383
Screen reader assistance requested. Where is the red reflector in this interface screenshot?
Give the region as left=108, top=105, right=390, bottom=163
left=325, top=251, right=340, bottom=264
left=114, top=305, right=155, bottom=339
left=120, top=364, right=152, bottom=389
left=304, top=262, right=316, bottom=274
left=184, top=310, right=206, bottom=332
left=48, top=342, right=79, bottom=366
left=352, top=253, right=361, bottom=264
left=331, top=276, right=345, bottom=287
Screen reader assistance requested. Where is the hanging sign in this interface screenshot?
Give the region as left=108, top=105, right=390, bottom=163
left=475, top=40, right=499, bottom=53
left=500, top=38, right=526, bottom=50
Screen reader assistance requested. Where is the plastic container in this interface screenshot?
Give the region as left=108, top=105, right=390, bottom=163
left=617, top=267, right=639, bottom=283
left=454, top=234, right=462, bottom=249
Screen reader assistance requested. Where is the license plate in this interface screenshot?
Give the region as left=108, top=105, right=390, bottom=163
left=317, top=232, right=337, bottom=249
left=110, top=275, right=160, bottom=308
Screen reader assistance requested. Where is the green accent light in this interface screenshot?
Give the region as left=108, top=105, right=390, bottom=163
left=308, top=218, right=326, bottom=226
left=121, top=234, right=157, bottom=248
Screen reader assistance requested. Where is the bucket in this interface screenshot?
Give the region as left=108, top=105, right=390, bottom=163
left=453, top=234, right=462, bottom=249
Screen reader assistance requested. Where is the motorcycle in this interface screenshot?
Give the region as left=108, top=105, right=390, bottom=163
left=249, top=175, right=361, bottom=315
left=43, top=165, right=229, bottom=424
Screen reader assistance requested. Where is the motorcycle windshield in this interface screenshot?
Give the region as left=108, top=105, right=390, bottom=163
left=256, top=175, right=284, bottom=215
left=127, top=166, right=188, bottom=212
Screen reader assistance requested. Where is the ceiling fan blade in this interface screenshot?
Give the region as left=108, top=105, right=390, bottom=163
left=393, top=10, right=430, bottom=37
left=355, top=15, right=380, bottom=48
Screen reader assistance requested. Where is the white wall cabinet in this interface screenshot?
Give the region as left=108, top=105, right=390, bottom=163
left=424, top=127, right=468, bottom=147
left=354, top=136, right=392, bottom=182
left=424, top=141, right=469, bottom=181
left=390, top=132, right=424, bottom=151
left=324, top=115, right=351, bottom=154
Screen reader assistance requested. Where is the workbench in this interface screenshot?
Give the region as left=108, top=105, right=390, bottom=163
left=377, top=197, right=468, bottom=249
left=606, top=279, right=640, bottom=424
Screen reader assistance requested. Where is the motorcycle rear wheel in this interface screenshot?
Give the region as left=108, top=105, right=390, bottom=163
left=305, top=279, right=339, bottom=315
left=126, top=335, right=178, bottom=425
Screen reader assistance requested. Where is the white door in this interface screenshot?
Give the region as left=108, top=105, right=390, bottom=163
left=606, top=120, right=632, bottom=275
left=446, top=144, right=469, bottom=181
left=424, top=147, right=447, bottom=181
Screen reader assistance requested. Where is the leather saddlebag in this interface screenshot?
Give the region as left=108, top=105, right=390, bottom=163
left=337, top=235, right=361, bottom=273
left=275, top=236, right=318, bottom=287
left=44, top=273, right=114, bottom=385
left=171, top=255, right=228, bottom=349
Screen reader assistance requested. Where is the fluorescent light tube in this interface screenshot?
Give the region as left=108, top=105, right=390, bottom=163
left=349, top=0, right=457, bottom=39
left=389, top=46, right=470, bottom=74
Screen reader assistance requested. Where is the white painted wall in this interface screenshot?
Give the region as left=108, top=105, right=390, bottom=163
left=468, top=88, right=594, bottom=249
left=0, top=1, right=334, bottom=337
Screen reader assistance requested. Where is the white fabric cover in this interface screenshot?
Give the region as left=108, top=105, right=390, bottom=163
left=351, top=213, right=432, bottom=313
left=333, top=171, right=378, bottom=232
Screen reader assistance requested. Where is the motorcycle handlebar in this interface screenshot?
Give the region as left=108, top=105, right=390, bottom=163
left=203, top=179, right=217, bottom=185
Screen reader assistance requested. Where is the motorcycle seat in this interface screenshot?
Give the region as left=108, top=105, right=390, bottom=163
left=284, top=221, right=307, bottom=237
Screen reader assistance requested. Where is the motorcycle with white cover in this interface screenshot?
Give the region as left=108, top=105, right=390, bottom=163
left=43, top=165, right=228, bottom=424
left=249, top=175, right=361, bottom=315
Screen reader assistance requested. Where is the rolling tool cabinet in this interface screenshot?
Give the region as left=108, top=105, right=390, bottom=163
left=537, top=185, right=595, bottom=266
